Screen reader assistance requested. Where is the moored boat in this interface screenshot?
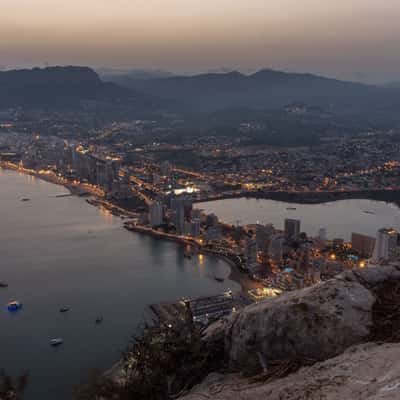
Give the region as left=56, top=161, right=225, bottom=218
left=7, top=301, right=22, bottom=312
left=50, top=338, right=64, bottom=346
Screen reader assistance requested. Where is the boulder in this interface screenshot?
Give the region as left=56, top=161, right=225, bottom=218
left=203, top=266, right=400, bottom=368
left=226, top=274, right=375, bottom=367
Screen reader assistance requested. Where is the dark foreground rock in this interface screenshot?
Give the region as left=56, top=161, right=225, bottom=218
left=180, top=342, right=400, bottom=400
left=180, top=265, right=400, bottom=400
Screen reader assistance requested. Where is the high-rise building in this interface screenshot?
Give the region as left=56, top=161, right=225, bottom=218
left=269, top=234, right=284, bottom=262
left=149, top=201, right=163, bottom=227
left=204, top=226, right=222, bottom=241
left=244, top=236, right=257, bottom=264
left=160, top=161, right=171, bottom=176
left=191, top=218, right=201, bottom=237
left=284, top=218, right=301, bottom=242
left=256, top=224, right=274, bottom=253
left=191, top=208, right=203, bottom=221
left=171, top=197, right=185, bottom=234
left=318, top=228, right=327, bottom=243
left=372, top=228, right=398, bottom=263
left=351, top=233, right=376, bottom=257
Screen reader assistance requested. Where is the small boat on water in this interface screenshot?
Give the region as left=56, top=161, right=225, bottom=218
left=363, top=210, right=376, bottom=215
left=95, top=315, right=103, bottom=324
left=7, top=301, right=22, bottom=312
left=0, top=282, right=8, bottom=288
left=214, top=276, right=225, bottom=283
left=286, top=207, right=297, bottom=210
left=50, top=338, right=64, bottom=346
left=55, top=194, right=72, bottom=198
left=59, top=307, right=70, bottom=313
left=20, top=198, right=31, bottom=202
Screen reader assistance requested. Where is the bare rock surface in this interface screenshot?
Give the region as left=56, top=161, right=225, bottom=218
left=181, top=342, right=400, bottom=400
left=203, top=266, right=400, bottom=368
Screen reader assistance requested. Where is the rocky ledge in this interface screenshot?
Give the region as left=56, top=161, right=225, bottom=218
left=181, top=342, right=400, bottom=400
left=181, top=265, right=400, bottom=399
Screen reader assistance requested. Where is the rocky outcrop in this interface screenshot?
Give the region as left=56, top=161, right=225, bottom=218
left=180, top=342, right=400, bottom=400
left=204, top=265, right=400, bottom=369
left=184, top=265, right=400, bottom=400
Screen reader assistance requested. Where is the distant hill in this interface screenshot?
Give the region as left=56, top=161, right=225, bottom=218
left=119, top=68, right=400, bottom=115
left=382, top=82, right=400, bottom=89
left=0, top=66, right=150, bottom=110
left=98, top=68, right=175, bottom=85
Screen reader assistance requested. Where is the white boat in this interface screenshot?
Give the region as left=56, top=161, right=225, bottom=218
left=7, top=301, right=22, bottom=312
left=50, top=338, right=64, bottom=346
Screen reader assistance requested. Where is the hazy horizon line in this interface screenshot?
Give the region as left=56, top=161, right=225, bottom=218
left=1, top=64, right=395, bottom=85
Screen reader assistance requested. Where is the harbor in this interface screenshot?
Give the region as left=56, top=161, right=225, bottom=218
left=149, top=291, right=253, bottom=328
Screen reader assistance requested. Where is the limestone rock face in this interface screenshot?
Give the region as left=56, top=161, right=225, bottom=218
left=226, top=275, right=374, bottom=366
left=204, top=266, right=400, bottom=368
left=180, top=342, right=400, bottom=400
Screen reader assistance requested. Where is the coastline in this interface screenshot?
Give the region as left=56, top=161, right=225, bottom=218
left=123, top=223, right=259, bottom=292
left=210, top=251, right=261, bottom=291
left=0, top=162, right=95, bottom=196
left=1, top=163, right=254, bottom=292
left=5, top=162, right=400, bottom=291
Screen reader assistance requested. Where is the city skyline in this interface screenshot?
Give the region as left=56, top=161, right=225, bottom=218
left=2, top=0, right=400, bottom=83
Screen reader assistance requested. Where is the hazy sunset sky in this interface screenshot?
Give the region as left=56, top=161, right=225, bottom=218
left=2, top=0, right=400, bottom=82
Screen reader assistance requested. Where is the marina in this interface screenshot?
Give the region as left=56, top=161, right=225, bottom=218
left=150, top=291, right=252, bottom=327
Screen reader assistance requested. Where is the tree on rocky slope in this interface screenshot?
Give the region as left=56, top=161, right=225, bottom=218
left=74, top=308, right=225, bottom=400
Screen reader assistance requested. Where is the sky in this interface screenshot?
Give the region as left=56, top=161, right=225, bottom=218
left=2, top=0, right=400, bottom=82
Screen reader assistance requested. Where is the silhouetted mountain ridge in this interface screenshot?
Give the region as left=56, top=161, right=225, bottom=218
left=0, top=66, right=143, bottom=109
left=117, top=68, right=400, bottom=114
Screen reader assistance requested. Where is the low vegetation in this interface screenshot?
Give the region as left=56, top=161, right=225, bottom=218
left=74, top=306, right=225, bottom=400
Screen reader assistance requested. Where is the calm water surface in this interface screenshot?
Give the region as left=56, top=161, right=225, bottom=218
left=197, top=197, right=400, bottom=240
left=0, top=169, right=239, bottom=400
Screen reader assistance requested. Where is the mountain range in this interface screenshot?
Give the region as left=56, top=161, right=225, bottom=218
left=113, top=69, right=400, bottom=115
left=2, top=66, right=400, bottom=124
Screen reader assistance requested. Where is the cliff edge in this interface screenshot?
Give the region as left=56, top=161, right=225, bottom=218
left=181, top=265, right=400, bottom=399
